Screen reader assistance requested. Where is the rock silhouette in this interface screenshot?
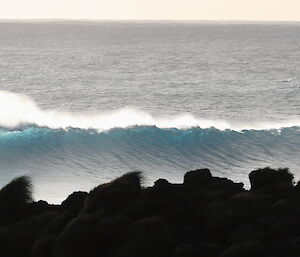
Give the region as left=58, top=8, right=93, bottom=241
left=0, top=176, right=32, bottom=226
left=0, top=167, right=299, bottom=257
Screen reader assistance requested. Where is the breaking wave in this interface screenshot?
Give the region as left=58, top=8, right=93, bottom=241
left=0, top=90, right=299, bottom=131
left=0, top=90, right=299, bottom=202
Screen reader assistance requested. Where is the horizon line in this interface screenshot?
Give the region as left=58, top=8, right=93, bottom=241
left=0, top=18, right=300, bottom=23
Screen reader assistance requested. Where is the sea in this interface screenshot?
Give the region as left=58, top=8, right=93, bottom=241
left=0, top=21, right=299, bottom=203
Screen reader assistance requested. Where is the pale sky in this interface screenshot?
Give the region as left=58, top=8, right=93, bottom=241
left=0, top=0, right=300, bottom=21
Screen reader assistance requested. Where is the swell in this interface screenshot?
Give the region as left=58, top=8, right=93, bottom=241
left=0, top=90, right=299, bottom=202
left=0, top=126, right=299, bottom=182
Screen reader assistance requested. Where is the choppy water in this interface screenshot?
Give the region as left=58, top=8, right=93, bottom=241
left=0, top=21, right=299, bottom=203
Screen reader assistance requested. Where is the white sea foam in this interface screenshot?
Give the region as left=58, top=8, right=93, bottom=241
left=0, top=91, right=299, bottom=131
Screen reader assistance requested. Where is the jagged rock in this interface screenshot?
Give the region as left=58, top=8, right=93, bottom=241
left=183, top=168, right=212, bottom=188
left=61, top=191, right=88, bottom=214
left=81, top=172, right=142, bottom=214
left=27, top=200, right=55, bottom=217
left=0, top=167, right=299, bottom=257
left=249, top=167, right=294, bottom=191
left=0, top=176, right=32, bottom=226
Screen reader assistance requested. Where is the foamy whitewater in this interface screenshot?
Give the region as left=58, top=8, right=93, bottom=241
left=0, top=21, right=299, bottom=202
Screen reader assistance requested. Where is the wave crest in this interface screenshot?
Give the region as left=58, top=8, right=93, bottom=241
left=0, top=90, right=299, bottom=131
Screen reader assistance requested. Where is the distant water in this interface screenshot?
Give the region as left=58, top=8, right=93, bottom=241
left=0, top=21, right=299, bottom=203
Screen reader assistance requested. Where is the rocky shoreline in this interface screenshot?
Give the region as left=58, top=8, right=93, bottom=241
left=0, top=167, right=299, bottom=257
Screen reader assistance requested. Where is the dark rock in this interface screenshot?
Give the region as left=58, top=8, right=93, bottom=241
left=0, top=176, right=32, bottom=226
left=220, top=241, right=266, bottom=257
left=53, top=214, right=94, bottom=257
left=154, top=178, right=171, bottom=188
left=171, top=243, right=203, bottom=257
left=37, top=212, right=74, bottom=239
left=0, top=167, right=299, bottom=257
left=114, top=216, right=175, bottom=257
left=61, top=191, right=88, bottom=214
left=0, top=249, right=14, bottom=257
left=27, top=200, right=55, bottom=217
left=90, top=214, right=131, bottom=257
left=0, top=211, right=60, bottom=257
left=184, top=168, right=212, bottom=188
left=229, top=224, right=264, bottom=244
left=249, top=167, right=294, bottom=191
left=31, top=235, right=56, bottom=257
left=81, top=172, right=142, bottom=214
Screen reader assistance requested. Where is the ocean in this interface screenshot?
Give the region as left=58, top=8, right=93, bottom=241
left=0, top=21, right=299, bottom=203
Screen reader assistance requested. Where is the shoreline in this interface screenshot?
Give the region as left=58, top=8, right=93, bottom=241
left=0, top=166, right=299, bottom=256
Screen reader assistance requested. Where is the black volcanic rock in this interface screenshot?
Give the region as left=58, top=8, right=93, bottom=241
left=183, top=168, right=212, bottom=188
left=154, top=178, right=171, bottom=188
left=61, top=191, right=88, bottom=214
left=114, top=216, right=175, bottom=257
left=81, top=171, right=142, bottom=214
left=220, top=241, right=266, bottom=257
left=0, top=176, right=32, bottom=226
left=249, top=167, right=294, bottom=191
left=0, top=167, right=299, bottom=257
left=26, top=200, right=57, bottom=218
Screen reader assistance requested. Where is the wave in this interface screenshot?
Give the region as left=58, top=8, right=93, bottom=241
left=0, top=90, right=299, bottom=202
left=1, top=90, right=299, bottom=131
left=1, top=126, right=299, bottom=181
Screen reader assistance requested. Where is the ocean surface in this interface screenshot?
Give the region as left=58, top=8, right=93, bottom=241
left=0, top=21, right=299, bottom=203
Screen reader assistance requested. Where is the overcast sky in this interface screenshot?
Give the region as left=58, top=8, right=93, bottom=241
left=0, top=0, right=299, bottom=21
